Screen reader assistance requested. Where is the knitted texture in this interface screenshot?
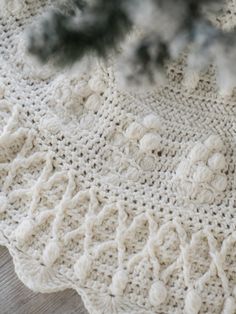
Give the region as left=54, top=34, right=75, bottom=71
left=0, top=1, right=236, bottom=314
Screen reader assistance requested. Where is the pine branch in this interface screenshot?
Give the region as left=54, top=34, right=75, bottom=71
left=28, top=0, right=131, bottom=65
left=27, top=0, right=236, bottom=94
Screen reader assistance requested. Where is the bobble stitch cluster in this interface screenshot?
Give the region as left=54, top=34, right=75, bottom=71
left=175, top=135, right=228, bottom=204
left=14, top=219, right=35, bottom=245
left=50, top=69, right=106, bottom=129
left=149, top=280, right=168, bottom=307
left=43, top=240, right=61, bottom=267
left=74, top=255, right=93, bottom=284
left=125, top=113, right=162, bottom=153
left=104, top=113, right=163, bottom=181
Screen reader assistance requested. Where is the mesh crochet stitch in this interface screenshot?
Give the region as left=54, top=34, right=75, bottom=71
left=0, top=1, right=236, bottom=314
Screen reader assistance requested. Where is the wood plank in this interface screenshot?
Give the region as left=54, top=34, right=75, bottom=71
left=0, top=246, right=88, bottom=314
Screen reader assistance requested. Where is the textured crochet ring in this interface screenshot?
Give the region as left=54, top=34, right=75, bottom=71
left=0, top=1, right=236, bottom=314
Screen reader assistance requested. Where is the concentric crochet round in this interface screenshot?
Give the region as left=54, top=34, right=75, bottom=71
left=0, top=1, right=236, bottom=314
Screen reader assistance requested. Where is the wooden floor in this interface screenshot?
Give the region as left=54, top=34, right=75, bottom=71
left=0, top=246, right=88, bottom=314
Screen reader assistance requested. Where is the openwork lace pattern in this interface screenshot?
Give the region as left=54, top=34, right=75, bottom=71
left=0, top=1, right=236, bottom=314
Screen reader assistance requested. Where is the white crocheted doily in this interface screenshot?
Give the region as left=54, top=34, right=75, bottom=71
left=0, top=1, right=236, bottom=314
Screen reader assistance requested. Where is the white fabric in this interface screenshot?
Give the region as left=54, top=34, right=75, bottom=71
left=0, top=1, right=236, bottom=314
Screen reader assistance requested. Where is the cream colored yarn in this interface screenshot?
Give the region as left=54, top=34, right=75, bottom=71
left=0, top=1, right=236, bottom=314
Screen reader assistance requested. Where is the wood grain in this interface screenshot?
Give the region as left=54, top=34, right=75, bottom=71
left=0, top=246, right=88, bottom=314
